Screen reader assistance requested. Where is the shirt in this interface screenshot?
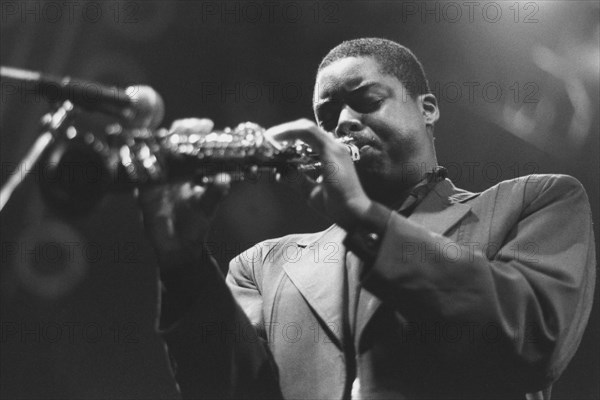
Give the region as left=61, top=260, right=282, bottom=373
left=343, top=167, right=448, bottom=399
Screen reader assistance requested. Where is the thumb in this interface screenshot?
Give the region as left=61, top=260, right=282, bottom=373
left=278, top=165, right=319, bottom=200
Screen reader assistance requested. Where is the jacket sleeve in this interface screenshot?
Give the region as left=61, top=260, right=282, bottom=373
left=158, top=246, right=282, bottom=399
left=361, top=174, right=596, bottom=393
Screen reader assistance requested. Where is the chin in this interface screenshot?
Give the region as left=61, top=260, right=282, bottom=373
left=356, top=162, right=390, bottom=185
left=357, top=160, right=417, bottom=191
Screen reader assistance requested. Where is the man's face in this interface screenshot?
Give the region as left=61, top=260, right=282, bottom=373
left=314, top=56, right=438, bottom=190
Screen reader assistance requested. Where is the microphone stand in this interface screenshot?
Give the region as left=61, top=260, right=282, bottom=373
left=0, top=100, right=76, bottom=212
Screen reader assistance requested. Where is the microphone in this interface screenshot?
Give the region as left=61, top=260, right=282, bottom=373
left=0, top=66, right=164, bottom=128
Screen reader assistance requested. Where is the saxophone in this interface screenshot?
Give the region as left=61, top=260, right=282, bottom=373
left=117, top=121, right=360, bottom=185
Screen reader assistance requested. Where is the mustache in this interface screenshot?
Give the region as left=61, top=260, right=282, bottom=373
left=344, top=132, right=379, bottom=148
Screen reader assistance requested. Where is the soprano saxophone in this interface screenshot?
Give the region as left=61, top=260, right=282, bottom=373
left=117, top=121, right=360, bottom=185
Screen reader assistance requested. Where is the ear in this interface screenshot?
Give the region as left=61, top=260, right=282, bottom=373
left=418, top=93, right=440, bottom=126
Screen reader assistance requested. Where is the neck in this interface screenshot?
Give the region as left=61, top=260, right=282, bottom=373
left=360, top=173, right=414, bottom=208
left=359, top=161, right=441, bottom=208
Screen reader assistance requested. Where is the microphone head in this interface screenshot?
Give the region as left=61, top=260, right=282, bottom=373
left=124, top=85, right=165, bottom=129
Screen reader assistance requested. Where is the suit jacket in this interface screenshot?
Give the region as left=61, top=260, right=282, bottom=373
left=160, top=174, right=595, bottom=399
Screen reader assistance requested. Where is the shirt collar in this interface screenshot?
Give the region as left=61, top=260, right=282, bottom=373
left=396, top=166, right=447, bottom=216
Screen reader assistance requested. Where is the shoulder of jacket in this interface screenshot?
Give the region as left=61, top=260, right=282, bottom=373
left=238, top=224, right=340, bottom=265
left=491, top=174, right=584, bottom=195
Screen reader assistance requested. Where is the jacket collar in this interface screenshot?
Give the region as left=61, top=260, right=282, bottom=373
left=410, top=178, right=477, bottom=234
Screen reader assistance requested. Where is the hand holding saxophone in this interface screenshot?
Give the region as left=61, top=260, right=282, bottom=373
left=265, top=119, right=372, bottom=231
left=138, top=118, right=232, bottom=271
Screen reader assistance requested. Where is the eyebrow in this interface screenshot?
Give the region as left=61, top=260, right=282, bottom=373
left=314, top=81, right=386, bottom=110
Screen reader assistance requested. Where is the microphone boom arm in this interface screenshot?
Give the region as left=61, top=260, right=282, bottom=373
left=0, top=100, right=76, bottom=213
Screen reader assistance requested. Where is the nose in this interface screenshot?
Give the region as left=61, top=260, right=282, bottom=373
left=335, top=105, right=363, bottom=137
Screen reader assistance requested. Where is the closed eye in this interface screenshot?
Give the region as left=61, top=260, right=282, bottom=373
left=352, top=98, right=383, bottom=114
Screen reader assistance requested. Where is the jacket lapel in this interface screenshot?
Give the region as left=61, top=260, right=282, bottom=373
left=356, top=180, right=477, bottom=344
left=282, top=225, right=347, bottom=349
left=409, top=179, right=476, bottom=235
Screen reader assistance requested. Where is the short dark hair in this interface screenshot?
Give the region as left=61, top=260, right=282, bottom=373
left=318, top=38, right=431, bottom=98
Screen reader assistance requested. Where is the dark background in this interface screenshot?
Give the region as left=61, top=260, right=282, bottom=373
left=1, top=1, right=598, bottom=398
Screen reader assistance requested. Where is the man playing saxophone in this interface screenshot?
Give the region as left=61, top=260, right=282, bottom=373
left=139, top=38, right=595, bottom=399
